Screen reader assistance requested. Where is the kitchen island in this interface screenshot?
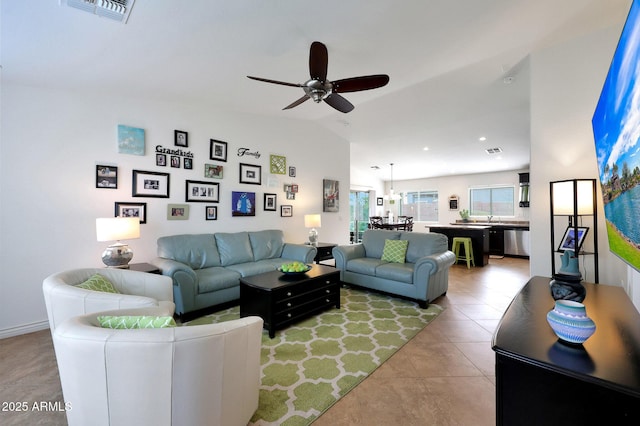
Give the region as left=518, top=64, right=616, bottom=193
left=427, top=225, right=490, bottom=267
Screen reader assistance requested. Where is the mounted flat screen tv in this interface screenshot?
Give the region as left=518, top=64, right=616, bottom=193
left=592, top=0, right=640, bottom=273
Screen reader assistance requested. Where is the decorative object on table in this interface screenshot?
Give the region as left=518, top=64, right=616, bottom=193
left=304, top=214, right=321, bottom=246
left=323, top=178, right=339, bottom=212
left=277, top=261, right=312, bottom=275
left=132, top=170, right=170, bottom=198
left=205, top=206, right=217, bottom=221
left=185, top=180, right=220, bottom=203
left=550, top=179, right=599, bottom=283
left=167, top=204, right=189, bottom=220
left=232, top=191, right=256, bottom=216
left=204, top=163, right=223, bottom=178
left=550, top=249, right=586, bottom=302
left=546, top=300, right=596, bottom=345
left=114, top=201, right=147, bottom=224
left=96, top=165, right=117, bottom=189
left=209, top=139, right=228, bottom=162
left=459, top=209, right=470, bottom=222
left=174, top=130, right=188, bottom=147
left=247, top=41, right=389, bottom=113
left=270, top=154, right=287, bottom=174
left=281, top=205, right=292, bottom=217
left=239, top=163, right=262, bottom=185
left=95, top=217, right=140, bottom=268
left=263, top=193, right=277, bottom=211
left=117, top=124, right=145, bottom=155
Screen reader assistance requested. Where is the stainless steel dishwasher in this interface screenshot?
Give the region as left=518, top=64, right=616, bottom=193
left=504, top=229, right=530, bottom=257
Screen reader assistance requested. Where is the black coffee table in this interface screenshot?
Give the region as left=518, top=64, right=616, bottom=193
left=239, top=264, right=340, bottom=338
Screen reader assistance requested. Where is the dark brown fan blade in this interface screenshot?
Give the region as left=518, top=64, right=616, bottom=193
left=247, top=76, right=301, bottom=88
left=309, top=41, right=328, bottom=81
left=332, top=75, right=390, bottom=93
left=324, top=94, right=354, bottom=113
left=283, top=95, right=310, bottom=110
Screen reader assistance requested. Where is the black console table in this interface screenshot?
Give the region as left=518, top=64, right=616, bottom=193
left=492, top=276, right=640, bottom=425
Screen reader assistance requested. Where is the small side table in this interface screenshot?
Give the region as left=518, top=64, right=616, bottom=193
left=312, top=243, right=337, bottom=264
left=128, top=262, right=161, bottom=274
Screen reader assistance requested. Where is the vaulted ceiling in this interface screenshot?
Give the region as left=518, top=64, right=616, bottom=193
left=1, top=0, right=631, bottom=181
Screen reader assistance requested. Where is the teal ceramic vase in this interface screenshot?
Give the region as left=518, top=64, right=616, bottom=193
left=546, top=300, right=596, bottom=345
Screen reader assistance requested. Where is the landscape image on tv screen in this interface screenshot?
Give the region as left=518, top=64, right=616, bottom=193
left=592, top=0, right=640, bottom=273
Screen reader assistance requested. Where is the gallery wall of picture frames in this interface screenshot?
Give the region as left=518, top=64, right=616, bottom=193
left=95, top=124, right=326, bottom=225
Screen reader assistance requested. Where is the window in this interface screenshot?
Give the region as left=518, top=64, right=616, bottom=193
left=401, top=190, right=438, bottom=222
left=469, top=186, right=514, bottom=217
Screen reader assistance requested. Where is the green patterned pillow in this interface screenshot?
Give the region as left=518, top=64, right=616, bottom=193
left=76, top=273, right=119, bottom=293
left=97, top=316, right=177, bottom=329
left=381, top=239, right=409, bottom=263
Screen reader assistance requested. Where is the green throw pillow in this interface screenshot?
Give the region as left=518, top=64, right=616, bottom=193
left=76, top=273, right=119, bottom=293
left=381, top=239, right=409, bottom=263
left=97, top=315, right=177, bottom=329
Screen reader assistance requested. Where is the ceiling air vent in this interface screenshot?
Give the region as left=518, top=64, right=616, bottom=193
left=485, top=147, right=503, bottom=154
left=60, top=0, right=135, bottom=24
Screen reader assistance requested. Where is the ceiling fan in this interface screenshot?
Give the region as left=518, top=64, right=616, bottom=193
left=248, top=41, right=389, bottom=113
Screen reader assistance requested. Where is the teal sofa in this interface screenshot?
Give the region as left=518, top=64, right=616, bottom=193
left=333, top=229, right=455, bottom=307
left=151, top=230, right=316, bottom=318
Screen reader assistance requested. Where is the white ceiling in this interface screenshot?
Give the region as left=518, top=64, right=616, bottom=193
left=1, top=0, right=631, bottom=181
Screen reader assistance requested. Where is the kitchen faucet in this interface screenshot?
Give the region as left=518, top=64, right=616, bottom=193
left=488, top=215, right=493, bottom=223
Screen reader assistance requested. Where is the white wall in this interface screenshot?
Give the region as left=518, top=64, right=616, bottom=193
left=529, top=23, right=640, bottom=307
left=383, top=169, right=531, bottom=231
left=0, top=84, right=350, bottom=336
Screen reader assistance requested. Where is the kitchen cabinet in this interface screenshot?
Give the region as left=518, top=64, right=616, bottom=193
left=489, top=228, right=504, bottom=256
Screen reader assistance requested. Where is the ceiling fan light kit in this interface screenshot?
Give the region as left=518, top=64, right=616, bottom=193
left=248, top=41, right=389, bottom=113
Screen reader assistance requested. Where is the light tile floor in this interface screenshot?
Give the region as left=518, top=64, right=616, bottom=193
left=0, top=257, right=529, bottom=426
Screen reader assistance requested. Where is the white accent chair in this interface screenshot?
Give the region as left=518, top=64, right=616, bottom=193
left=52, top=307, right=263, bottom=426
left=43, top=268, right=175, bottom=332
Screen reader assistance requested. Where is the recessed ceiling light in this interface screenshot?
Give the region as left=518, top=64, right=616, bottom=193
left=479, top=136, right=487, bottom=142
left=423, top=147, right=429, bottom=151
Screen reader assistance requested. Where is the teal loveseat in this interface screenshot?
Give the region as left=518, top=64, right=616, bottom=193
left=333, top=229, right=455, bottom=307
left=151, top=230, right=316, bottom=318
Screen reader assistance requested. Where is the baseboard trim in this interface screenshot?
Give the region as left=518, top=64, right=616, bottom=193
left=0, top=320, right=49, bottom=339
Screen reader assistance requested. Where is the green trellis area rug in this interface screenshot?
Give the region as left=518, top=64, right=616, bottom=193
left=186, top=287, right=444, bottom=426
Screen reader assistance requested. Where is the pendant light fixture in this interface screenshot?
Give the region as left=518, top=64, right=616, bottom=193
left=384, top=163, right=401, bottom=203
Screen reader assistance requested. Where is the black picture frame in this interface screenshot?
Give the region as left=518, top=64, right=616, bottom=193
left=232, top=191, right=256, bottom=216
left=156, top=154, right=167, bottom=167
left=289, top=166, right=296, bottom=177
left=186, top=180, right=220, bottom=203
left=170, top=156, right=180, bottom=168
left=239, top=163, right=262, bottom=185
left=175, top=130, right=188, bottom=147
left=115, top=202, right=147, bottom=224
left=206, top=206, right=218, bottom=220
left=132, top=170, right=170, bottom=198
left=558, top=226, right=589, bottom=252
left=96, top=165, right=117, bottom=189
left=281, top=205, right=293, bottom=217
left=264, top=193, right=277, bottom=211
left=184, top=158, right=193, bottom=170
left=210, top=139, right=228, bottom=162
left=377, top=197, right=383, bottom=206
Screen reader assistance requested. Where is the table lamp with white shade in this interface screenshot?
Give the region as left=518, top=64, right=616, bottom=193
left=96, top=217, right=140, bottom=268
left=304, top=214, right=321, bottom=246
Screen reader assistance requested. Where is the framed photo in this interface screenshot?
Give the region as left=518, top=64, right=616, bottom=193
left=239, top=163, right=262, bottom=185
left=175, top=130, right=188, bottom=147
left=186, top=180, right=220, bottom=203
left=286, top=192, right=295, bottom=200
left=167, top=204, right=189, bottom=220
left=156, top=154, right=167, bottom=167
left=323, top=179, right=339, bottom=212
left=281, top=205, right=293, bottom=217
left=132, top=170, right=170, bottom=198
left=115, top=202, right=147, bottom=224
left=171, top=156, right=180, bottom=168
left=558, top=227, right=589, bottom=252
left=210, top=139, right=228, bottom=162
left=232, top=191, right=256, bottom=216
left=96, top=165, right=117, bottom=189
left=289, top=166, right=296, bottom=177
left=264, top=193, right=277, bottom=211
left=377, top=197, right=384, bottom=206
left=204, top=164, right=223, bottom=179
left=291, top=184, right=299, bottom=193
left=270, top=154, right=286, bottom=174
left=206, top=206, right=218, bottom=220
left=184, top=158, right=193, bottom=170
left=117, top=124, right=145, bottom=156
